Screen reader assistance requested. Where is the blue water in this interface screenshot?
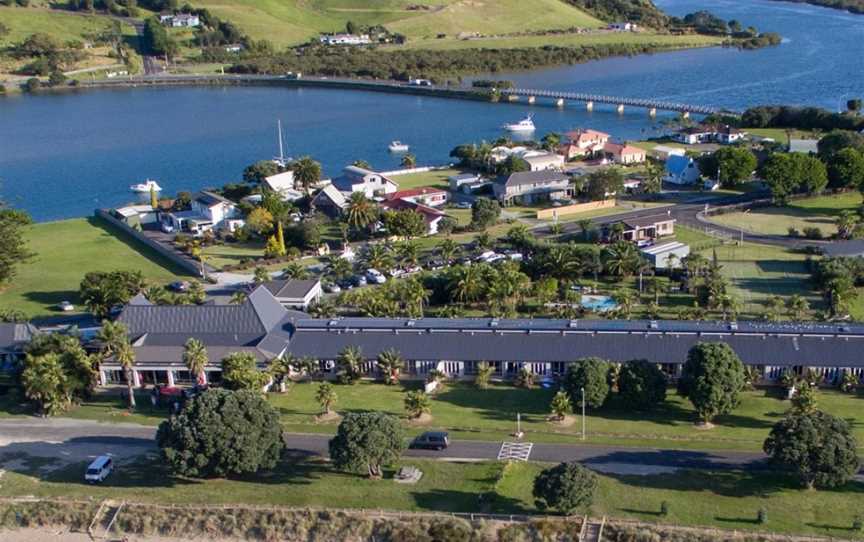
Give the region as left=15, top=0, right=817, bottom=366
left=1, top=0, right=862, bottom=221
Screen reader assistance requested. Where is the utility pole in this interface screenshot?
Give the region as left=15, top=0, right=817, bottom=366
left=581, top=387, right=586, bottom=441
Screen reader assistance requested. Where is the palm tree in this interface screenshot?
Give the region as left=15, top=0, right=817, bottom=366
left=603, top=241, right=641, bottom=278
left=400, top=276, right=429, bottom=318
left=515, top=365, right=534, bottom=389
left=268, top=354, right=293, bottom=392
left=253, top=267, right=271, bottom=284
left=764, top=295, right=785, bottom=322
left=549, top=390, right=571, bottom=421
left=475, top=362, right=494, bottom=389
left=97, top=320, right=129, bottom=358
left=400, top=153, right=417, bottom=169
left=186, top=280, right=206, bottom=304
left=308, top=299, right=337, bottom=318
left=449, top=265, right=485, bottom=304
left=475, top=232, right=493, bottom=251
left=395, top=241, right=420, bottom=268
left=116, top=341, right=136, bottom=409
left=577, top=219, right=594, bottom=241
left=182, top=338, right=208, bottom=386
left=292, top=156, right=322, bottom=195
left=836, top=210, right=858, bottom=240
left=346, top=192, right=377, bottom=232
left=282, top=261, right=309, bottom=280
left=144, top=285, right=169, bottom=305
left=376, top=349, right=404, bottom=384
left=327, top=256, right=353, bottom=281
left=315, top=382, right=337, bottom=414
left=404, top=390, right=431, bottom=419
left=336, top=345, right=364, bottom=384
left=352, top=159, right=372, bottom=169
left=438, top=238, right=459, bottom=263
left=230, top=290, right=247, bottom=305
left=717, top=294, right=742, bottom=321
left=612, top=288, right=637, bottom=319
left=787, top=294, right=810, bottom=320
left=363, top=243, right=394, bottom=273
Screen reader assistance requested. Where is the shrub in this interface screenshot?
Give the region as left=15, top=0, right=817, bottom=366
left=803, top=227, right=823, bottom=239
left=618, top=360, right=667, bottom=410
left=854, top=515, right=863, bottom=532
left=329, top=411, right=405, bottom=478
left=757, top=508, right=767, bottom=524
left=787, top=227, right=799, bottom=237
left=660, top=501, right=670, bottom=516
left=24, top=78, right=41, bottom=93
left=563, top=357, right=610, bottom=409
left=533, top=461, right=597, bottom=514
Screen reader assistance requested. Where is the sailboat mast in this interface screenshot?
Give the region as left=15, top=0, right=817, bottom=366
left=277, top=120, right=285, bottom=164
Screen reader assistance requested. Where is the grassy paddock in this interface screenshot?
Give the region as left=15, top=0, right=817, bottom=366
left=0, top=218, right=186, bottom=317
left=710, top=192, right=862, bottom=237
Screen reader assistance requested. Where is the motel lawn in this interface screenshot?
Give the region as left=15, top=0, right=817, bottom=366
left=0, top=218, right=187, bottom=318
left=2, top=448, right=864, bottom=539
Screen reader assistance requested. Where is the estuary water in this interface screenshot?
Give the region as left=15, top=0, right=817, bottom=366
left=1, top=0, right=862, bottom=221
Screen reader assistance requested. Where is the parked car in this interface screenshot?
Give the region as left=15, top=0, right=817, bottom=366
left=169, top=281, right=190, bottom=292
left=338, top=278, right=355, bottom=290
left=352, top=275, right=368, bottom=287
left=58, top=300, right=75, bottom=312
left=456, top=201, right=472, bottom=209
left=389, top=268, right=406, bottom=278
left=366, top=268, right=387, bottom=284
left=410, top=431, right=449, bottom=451
left=426, top=259, right=446, bottom=271
left=160, top=222, right=175, bottom=234
left=85, top=455, right=114, bottom=484
left=323, top=282, right=341, bottom=294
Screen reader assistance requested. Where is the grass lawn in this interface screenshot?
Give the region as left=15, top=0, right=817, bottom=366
left=0, top=6, right=116, bottom=47
left=31, top=381, right=864, bottom=452
left=710, top=192, right=862, bottom=237
left=0, top=218, right=187, bottom=318
left=391, top=168, right=462, bottom=191
left=2, top=451, right=864, bottom=539
left=747, top=128, right=821, bottom=145
left=200, top=240, right=265, bottom=269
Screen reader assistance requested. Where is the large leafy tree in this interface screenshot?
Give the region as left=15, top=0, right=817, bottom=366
left=221, top=352, right=267, bottom=391
left=678, top=343, right=746, bottom=424
left=563, top=358, right=610, bottom=409
left=242, top=160, right=280, bottom=184
left=382, top=209, right=426, bottom=239
left=584, top=168, right=624, bottom=201
left=618, top=360, right=667, bottom=411
left=20, top=334, right=97, bottom=416
left=764, top=410, right=859, bottom=489
left=0, top=207, right=33, bottom=287
left=79, top=270, right=146, bottom=318
left=328, top=411, right=405, bottom=478
left=470, top=197, right=501, bottom=230
left=533, top=461, right=597, bottom=514
left=698, top=147, right=757, bottom=187
left=827, top=147, right=864, bottom=190
left=156, top=388, right=284, bottom=478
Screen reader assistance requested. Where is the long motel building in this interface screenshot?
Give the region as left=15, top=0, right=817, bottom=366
left=52, top=285, right=864, bottom=388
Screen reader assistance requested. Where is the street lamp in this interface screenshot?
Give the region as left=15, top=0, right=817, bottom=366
left=581, top=387, right=586, bottom=441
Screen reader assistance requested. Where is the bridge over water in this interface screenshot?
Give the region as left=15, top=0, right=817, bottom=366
left=499, top=87, right=725, bottom=116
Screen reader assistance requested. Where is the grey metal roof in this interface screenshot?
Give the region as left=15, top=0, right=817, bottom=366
left=262, top=279, right=320, bottom=300
left=499, top=171, right=569, bottom=188
left=822, top=241, right=864, bottom=258
left=194, top=191, right=233, bottom=207
left=0, top=323, right=35, bottom=353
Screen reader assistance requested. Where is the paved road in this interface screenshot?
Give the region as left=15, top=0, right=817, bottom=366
left=0, top=418, right=769, bottom=473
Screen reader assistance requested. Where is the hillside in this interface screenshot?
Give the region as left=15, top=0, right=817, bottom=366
left=189, top=0, right=605, bottom=47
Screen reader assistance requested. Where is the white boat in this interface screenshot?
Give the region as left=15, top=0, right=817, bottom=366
left=502, top=114, right=535, bottom=132
left=130, top=179, right=162, bottom=193
left=388, top=140, right=410, bottom=153
left=272, top=119, right=291, bottom=167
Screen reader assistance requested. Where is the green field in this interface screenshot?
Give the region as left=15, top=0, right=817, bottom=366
left=2, top=453, right=864, bottom=539
left=398, top=31, right=722, bottom=51
left=0, top=218, right=186, bottom=317
left=0, top=6, right=116, bottom=47
left=710, top=192, right=862, bottom=237
left=191, top=0, right=604, bottom=47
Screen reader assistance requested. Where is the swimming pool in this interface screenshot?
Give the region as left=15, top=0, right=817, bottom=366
left=581, top=295, right=618, bottom=313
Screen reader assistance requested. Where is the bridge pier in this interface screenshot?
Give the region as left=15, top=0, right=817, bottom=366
left=649, top=108, right=657, bottom=117
left=507, top=95, right=519, bottom=102
left=586, top=101, right=593, bottom=111
left=682, top=111, right=690, bottom=119
left=555, top=98, right=564, bottom=108
left=616, top=104, right=624, bottom=114
left=527, top=96, right=536, bottom=104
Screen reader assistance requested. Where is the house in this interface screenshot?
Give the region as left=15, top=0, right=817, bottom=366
left=524, top=152, right=565, bottom=172
left=263, top=171, right=303, bottom=202
left=674, top=126, right=717, bottom=145
left=224, top=44, right=244, bottom=53
left=493, top=171, right=571, bottom=205
left=603, top=142, right=646, bottom=165
left=160, top=13, right=200, bottom=27
left=385, top=187, right=448, bottom=207
left=319, top=33, right=371, bottom=45
left=641, top=241, right=690, bottom=270
left=603, top=214, right=675, bottom=242
left=332, top=166, right=398, bottom=198
left=608, top=22, right=637, bottom=31
left=112, top=205, right=158, bottom=229
left=0, top=322, right=36, bottom=371
left=262, top=279, right=322, bottom=310
left=789, top=139, right=820, bottom=154
left=168, top=191, right=243, bottom=235
left=664, top=155, right=701, bottom=185
left=715, top=125, right=746, bottom=144
left=650, top=145, right=686, bottom=161
left=562, top=129, right=610, bottom=159
left=449, top=173, right=482, bottom=191
left=310, top=184, right=348, bottom=218
left=380, top=198, right=447, bottom=235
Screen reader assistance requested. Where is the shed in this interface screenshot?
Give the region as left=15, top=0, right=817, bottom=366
left=641, top=241, right=690, bottom=269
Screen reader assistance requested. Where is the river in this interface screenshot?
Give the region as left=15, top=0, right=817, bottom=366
left=0, top=0, right=861, bottom=221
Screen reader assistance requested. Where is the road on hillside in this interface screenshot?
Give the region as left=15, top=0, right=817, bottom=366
left=0, top=418, right=770, bottom=473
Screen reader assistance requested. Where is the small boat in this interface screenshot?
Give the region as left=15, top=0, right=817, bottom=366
left=503, top=114, right=536, bottom=132
left=130, top=179, right=162, bottom=193
left=388, top=140, right=410, bottom=153
left=272, top=119, right=291, bottom=167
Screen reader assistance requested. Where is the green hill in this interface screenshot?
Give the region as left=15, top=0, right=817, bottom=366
left=190, top=0, right=604, bottom=47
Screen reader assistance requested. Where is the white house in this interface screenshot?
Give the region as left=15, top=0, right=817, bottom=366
left=263, top=171, right=303, bottom=202
left=319, top=33, right=371, bottom=45
left=168, top=191, right=242, bottom=235
left=160, top=13, right=200, bottom=27
left=675, top=125, right=746, bottom=145
left=651, top=145, right=686, bottom=161
left=524, top=152, right=565, bottom=172
left=262, top=279, right=322, bottom=310
left=608, top=22, right=637, bottom=31
left=664, top=155, right=701, bottom=185
left=332, top=166, right=398, bottom=198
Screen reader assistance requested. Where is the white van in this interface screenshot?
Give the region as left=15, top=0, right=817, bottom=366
left=85, top=455, right=114, bottom=484
left=365, top=268, right=387, bottom=284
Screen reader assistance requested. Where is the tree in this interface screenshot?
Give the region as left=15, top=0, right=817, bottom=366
left=585, top=168, right=624, bottom=201
left=20, top=352, right=70, bottom=417
left=404, top=390, right=431, bottom=419
left=315, top=382, right=337, bottom=414
left=848, top=99, right=863, bottom=113
left=182, top=338, right=208, bottom=386
left=791, top=381, right=818, bottom=414
left=142, top=17, right=177, bottom=57
left=549, top=390, right=571, bottom=421
left=382, top=209, right=426, bottom=239
left=376, top=348, right=404, bottom=385
left=156, top=388, right=283, bottom=478
left=0, top=207, right=34, bottom=287
left=346, top=192, right=377, bottom=232
left=242, top=160, right=279, bottom=184
left=221, top=352, right=267, bottom=391
left=281, top=261, right=309, bottom=280
left=79, top=270, right=145, bottom=318
left=643, top=160, right=664, bottom=195
left=698, top=147, right=756, bottom=187
left=328, top=412, right=405, bottom=478
left=563, top=358, right=610, bottom=409
left=470, top=197, right=501, bottom=230
left=292, top=156, right=321, bottom=195
left=448, top=264, right=485, bottom=304
left=515, top=365, right=535, bottom=389
left=764, top=410, right=859, bottom=489
left=246, top=207, right=275, bottom=236
left=678, top=343, right=746, bottom=424
left=533, top=462, right=597, bottom=514
left=818, top=130, right=864, bottom=163
left=836, top=210, right=859, bottom=240
left=400, top=153, right=417, bottom=168
left=336, top=345, right=364, bottom=384
left=541, top=132, right=561, bottom=151
left=827, top=148, right=864, bottom=190
left=618, top=360, right=667, bottom=410
left=115, top=341, right=137, bottom=409
left=474, top=361, right=494, bottom=389
left=230, top=290, right=247, bottom=305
